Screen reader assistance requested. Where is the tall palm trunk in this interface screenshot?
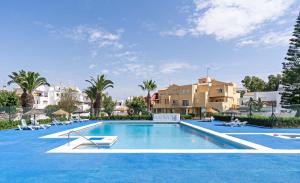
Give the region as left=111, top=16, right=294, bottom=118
left=147, top=91, right=151, bottom=112
left=92, top=101, right=97, bottom=117
left=94, top=93, right=104, bottom=117
left=94, top=94, right=100, bottom=117
left=90, top=100, right=94, bottom=117
left=99, top=95, right=102, bottom=117
left=20, top=91, right=34, bottom=113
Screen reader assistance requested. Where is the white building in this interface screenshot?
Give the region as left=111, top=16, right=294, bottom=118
left=113, top=100, right=128, bottom=115
left=238, top=85, right=295, bottom=115
left=33, top=85, right=90, bottom=111
left=240, top=91, right=282, bottom=113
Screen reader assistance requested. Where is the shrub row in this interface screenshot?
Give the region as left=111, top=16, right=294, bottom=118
left=181, top=114, right=193, bottom=120
left=90, top=115, right=153, bottom=121
left=37, top=118, right=52, bottom=124
left=80, top=116, right=90, bottom=120
left=213, top=114, right=300, bottom=128
left=0, top=120, right=19, bottom=130
left=0, top=118, right=66, bottom=130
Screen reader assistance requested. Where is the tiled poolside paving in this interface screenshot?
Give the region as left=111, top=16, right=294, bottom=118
left=1, top=120, right=300, bottom=183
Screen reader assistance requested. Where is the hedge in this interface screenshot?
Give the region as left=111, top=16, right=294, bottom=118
left=0, top=118, right=62, bottom=130
left=90, top=115, right=152, bottom=121
left=0, top=120, right=20, bottom=130
left=181, top=114, right=193, bottom=120
left=80, top=116, right=90, bottom=120
left=37, top=119, right=52, bottom=124
left=213, top=114, right=300, bottom=128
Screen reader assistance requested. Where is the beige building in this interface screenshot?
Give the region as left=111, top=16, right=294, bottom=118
left=153, top=77, right=240, bottom=114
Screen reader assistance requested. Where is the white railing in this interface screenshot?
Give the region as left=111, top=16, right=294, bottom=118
left=153, top=113, right=181, bottom=122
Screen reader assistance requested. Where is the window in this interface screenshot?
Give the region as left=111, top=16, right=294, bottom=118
left=182, top=100, right=189, bottom=106
left=217, top=88, right=223, bottom=93
left=165, top=99, right=169, bottom=104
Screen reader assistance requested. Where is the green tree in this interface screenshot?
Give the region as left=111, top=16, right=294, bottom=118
left=7, top=70, right=49, bottom=113
left=247, top=98, right=264, bottom=114
left=239, top=90, right=246, bottom=98
left=85, top=74, right=114, bottom=117
left=125, top=96, right=147, bottom=115
left=138, top=80, right=157, bottom=112
left=281, top=12, right=300, bottom=117
left=265, top=74, right=282, bottom=91
left=102, top=95, right=116, bottom=116
left=242, top=76, right=266, bottom=92
left=58, top=88, right=80, bottom=118
left=0, top=91, right=19, bottom=113
left=255, top=98, right=264, bottom=112
left=44, top=105, right=60, bottom=118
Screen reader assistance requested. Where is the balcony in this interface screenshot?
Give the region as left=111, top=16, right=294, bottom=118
left=208, top=102, right=230, bottom=112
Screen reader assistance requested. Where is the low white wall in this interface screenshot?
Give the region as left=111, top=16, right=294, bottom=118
left=153, top=113, right=181, bottom=122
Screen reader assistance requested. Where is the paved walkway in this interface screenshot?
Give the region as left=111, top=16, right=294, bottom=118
left=187, top=120, right=300, bottom=149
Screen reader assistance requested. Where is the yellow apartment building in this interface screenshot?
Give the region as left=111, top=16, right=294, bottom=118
left=152, top=77, right=240, bottom=114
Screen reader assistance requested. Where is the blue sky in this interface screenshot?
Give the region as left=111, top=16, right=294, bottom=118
left=0, top=0, right=299, bottom=99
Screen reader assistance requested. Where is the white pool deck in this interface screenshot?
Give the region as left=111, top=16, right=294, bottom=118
left=41, top=121, right=300, bottom=154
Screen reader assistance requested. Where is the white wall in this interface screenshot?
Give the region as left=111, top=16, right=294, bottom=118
left=33, top=85, right=90, bottom=111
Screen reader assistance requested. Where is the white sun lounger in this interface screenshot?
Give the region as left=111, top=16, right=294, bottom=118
left=238, top=121, right=248, bottom=127
left=51, top=120, right=64, bottom=126
left=18, top=119, right=34, bottom=130
left=51, top=119, right=73, bottom=125
left=32, top=120, right=51, bottom=129
left=223, top=120, right=248, bottom=127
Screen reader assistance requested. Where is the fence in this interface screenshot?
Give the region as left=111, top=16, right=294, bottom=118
left=236, top=104, right=300, bottom=118
left=0, top=106, right=21, bottom=121
left=0, top=106, right=123, bottom=122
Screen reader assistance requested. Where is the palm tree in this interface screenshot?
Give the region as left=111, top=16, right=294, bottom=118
left=8, top=70, right=50, bottom=113
left=85, top=74, right=113, bottom=117
left=247, top=97, right=257, bottom=116
left=139, top=80, right=157, bottom=112
left=84, top=86, right=97, bottom=116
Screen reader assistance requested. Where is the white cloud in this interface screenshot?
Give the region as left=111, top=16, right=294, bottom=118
left=89, top=64, right=96, bottom=69
left=107, top=61, right=197, bottom=79
left=113, top=51, right=138, bottom=62
left=161, top=28, right=188, bottom=37
left=101, top=69, right=110, bottom=74
left=65, top=25, right=123, bottom=49
left=35, top=22, right=125, bottom=58
left=160, top=63, right=195, bottom=74
left=166, top=0, right=295, bottom=40
left=238, top=30, right=292, bottom=46
left=125, top=63, right=155, bottom=77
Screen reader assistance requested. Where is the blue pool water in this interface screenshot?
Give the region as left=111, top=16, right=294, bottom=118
left=88, top=137, right=104, bottom=140
left=76, top=123, right=250, bottom=149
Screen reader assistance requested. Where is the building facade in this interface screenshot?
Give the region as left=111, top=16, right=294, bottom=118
left=153, top=77, right=240, bottom=114
left=239, top=88, right=283, bottom=114
left=113, top=100, right=128, bottom=115
left=20, top=85, right=90, bottom=111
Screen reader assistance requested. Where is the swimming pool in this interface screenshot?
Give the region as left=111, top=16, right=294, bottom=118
left=72, top=122, right=251, bottom=149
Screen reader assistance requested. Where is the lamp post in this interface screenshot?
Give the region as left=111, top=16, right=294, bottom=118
left=271, top=101, right=276, bottom=118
